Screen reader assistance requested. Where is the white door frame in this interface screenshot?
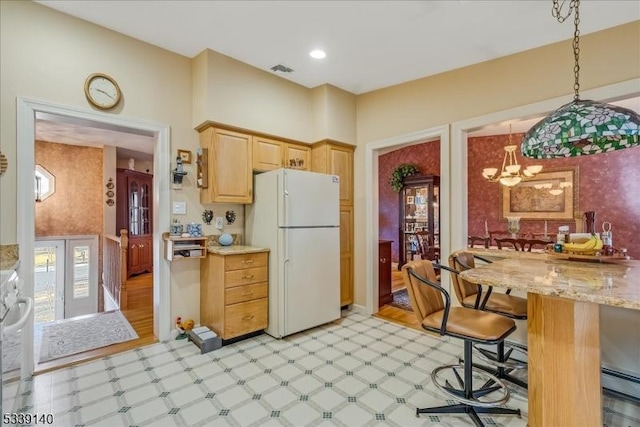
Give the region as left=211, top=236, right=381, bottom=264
left=17, top=97, right=172, bottom=376
left=364, top=78, right=640, bottom=315
left=364, top=126, right=450, bottom=314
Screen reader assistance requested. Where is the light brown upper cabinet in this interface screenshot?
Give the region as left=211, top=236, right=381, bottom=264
left=283, top=142, right=310, bottom=171
left=253, top=136, right=283, bottom=172
left=253, top=136, right=311, bottom=172
left=311, top=141, right=354, bottom=206
left=199, top=126, right=253, bottom=203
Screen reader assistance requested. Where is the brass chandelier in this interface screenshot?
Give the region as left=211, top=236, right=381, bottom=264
left=482, top=125, right=543, bottom=187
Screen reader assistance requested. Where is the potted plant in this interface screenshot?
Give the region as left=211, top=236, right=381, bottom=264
left=389, top=163, right=420, bottom=192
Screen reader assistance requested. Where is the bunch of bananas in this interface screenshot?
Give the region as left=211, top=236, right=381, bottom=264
left=563, top=235, right=603, bottom=255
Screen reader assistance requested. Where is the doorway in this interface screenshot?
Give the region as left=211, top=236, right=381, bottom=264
left=16, top=97, right=172, bottom=377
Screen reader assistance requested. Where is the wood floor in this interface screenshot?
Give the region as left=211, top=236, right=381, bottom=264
left=373, top=266, right=423, bottom=332
left=35, top=273, right=156, bottom=374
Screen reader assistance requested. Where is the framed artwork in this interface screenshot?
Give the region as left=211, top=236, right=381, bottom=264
left=406, top=196, right=415, bottom=204
left=177, top=149, right=192, bottom=164
left=501, top=166, right=579, bottom=221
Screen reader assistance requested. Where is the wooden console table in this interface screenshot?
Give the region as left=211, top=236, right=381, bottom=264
left=460, top=255, right=640, bottom=427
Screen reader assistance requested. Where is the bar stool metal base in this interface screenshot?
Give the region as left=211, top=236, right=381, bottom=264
left=418, top=341, right=521, bottom=427
left=473, top=341, right=528, bottom=389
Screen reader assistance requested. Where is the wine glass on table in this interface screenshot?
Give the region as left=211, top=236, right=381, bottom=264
left=506, top=216, right=520, bottom=239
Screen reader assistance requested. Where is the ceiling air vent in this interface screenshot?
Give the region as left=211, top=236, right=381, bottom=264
left=270, top=64, right=294, bottom=73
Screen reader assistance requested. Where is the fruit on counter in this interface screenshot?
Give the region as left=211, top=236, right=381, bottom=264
left=563, top=235, right=603, bottom=255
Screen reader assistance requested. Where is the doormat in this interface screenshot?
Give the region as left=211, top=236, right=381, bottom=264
left=38, top=310, right=138, bottom=363
left=389, top=288, right=413, bottom=312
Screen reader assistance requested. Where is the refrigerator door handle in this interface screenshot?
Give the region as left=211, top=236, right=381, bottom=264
left=282, top=170, right=289, bottom=226
left=283, top=170, right=289, bottom=196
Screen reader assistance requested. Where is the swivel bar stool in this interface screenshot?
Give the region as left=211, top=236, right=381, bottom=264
left=402, top=260, right=521, bottom=427
left=448, top=251, right=528, bottom=389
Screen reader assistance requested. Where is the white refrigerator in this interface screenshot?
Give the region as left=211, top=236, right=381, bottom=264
left=246, top=168, right=341, bottom=338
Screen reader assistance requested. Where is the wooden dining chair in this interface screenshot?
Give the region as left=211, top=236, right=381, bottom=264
left=488, top=230, right=514, bottom=247
left=415, top=230, right=439, bottom=262
left=528, top=232, right=557, bottom=242
left=495, top=238, right=550, bottom=252
left=468, top=236, right=490, bottom=248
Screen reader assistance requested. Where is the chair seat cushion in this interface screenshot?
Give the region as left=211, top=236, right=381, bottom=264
left=461, top=293, right=527, bottom=318
left=423, top=307, right=516, bottom=342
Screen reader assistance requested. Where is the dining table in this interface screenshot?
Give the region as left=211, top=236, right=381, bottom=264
left=459, top=250, right=640, bottom=427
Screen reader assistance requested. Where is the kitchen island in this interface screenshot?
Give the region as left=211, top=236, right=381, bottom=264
left=459, top=252, right=640, bottom=427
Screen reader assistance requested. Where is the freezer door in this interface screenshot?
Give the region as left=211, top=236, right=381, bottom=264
left=280, top=227, right=340, bottom=336
left=279, top=169, right=340, bottom=227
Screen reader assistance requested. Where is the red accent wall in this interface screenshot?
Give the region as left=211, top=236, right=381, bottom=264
left=378, top=135, right=640, bottom=260
left=379, top=140, right=440, bottom=262
left=468, top=134, right=640, bottom=258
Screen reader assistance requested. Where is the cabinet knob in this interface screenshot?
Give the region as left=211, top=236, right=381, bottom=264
left=380, top=258, right=387, bottom=263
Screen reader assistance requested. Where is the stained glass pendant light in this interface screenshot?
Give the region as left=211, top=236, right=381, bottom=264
left=521, top=0, right=640, bottom=159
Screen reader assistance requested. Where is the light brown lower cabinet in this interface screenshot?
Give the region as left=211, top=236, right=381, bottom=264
left=200, top=250, right=269, bottom=340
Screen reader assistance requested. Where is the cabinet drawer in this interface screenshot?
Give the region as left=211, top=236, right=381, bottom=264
left=225, top=282, right=268, bottom=305
left=225, top=266, right=268, bottom=288
left=224, top=298, right=267, bottom=338
left=225, top=252, right=268, bottom=271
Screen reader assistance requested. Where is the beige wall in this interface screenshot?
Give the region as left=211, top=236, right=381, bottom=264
left=192, top=49, right=313, bottom=142
left=0, top=1, right=199, bottom=326
left=352, top=21, right=640, bottom=306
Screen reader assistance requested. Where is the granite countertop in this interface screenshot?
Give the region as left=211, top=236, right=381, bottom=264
left=207, top=245, right=269, bottom=255
left=0, top=244, right=19, bottom=270
left=459, top=256, right=640, bottom=310
left=1, top=261, right=20, bottom=287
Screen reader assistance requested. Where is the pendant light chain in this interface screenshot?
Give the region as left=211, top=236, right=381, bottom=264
left=572, top=1, right=581, bottom=100
left=552, top=0, right=581, bottom=101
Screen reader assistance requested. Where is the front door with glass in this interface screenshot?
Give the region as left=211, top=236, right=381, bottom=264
left=34, top=236, right=98, bottom=322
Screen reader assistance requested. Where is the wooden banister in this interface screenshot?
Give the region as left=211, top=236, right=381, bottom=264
left=103, top=229, right=129, bottom=309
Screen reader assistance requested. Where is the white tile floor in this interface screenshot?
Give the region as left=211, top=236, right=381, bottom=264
left=5, top=312, right=640, bottom=426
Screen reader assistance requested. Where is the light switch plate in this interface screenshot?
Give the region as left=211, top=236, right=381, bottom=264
left=215, top=217, right=224, bottom=230
left=173, top=201, right=186, bottom=214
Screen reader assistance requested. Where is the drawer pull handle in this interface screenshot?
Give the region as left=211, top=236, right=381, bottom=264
left=242, top=315, right=255, bottom=321
left=242, top=275, right=254, bottom=279
left=241, top=291, right=252, bottom=296
left=243, top=259, right=254, bottom=264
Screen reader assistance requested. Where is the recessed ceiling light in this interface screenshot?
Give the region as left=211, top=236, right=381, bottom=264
left=309, top=50, right=326, bottom=59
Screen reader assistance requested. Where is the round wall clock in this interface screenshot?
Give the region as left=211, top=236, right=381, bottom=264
left=84, top=73, right=122, bottom=110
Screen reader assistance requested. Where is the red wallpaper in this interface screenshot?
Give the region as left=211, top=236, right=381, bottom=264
left=378, top=135, right=640, bottom=260
left=378, top=140, right=441, bottom=262
left=468, top=134, right=640, bottom=258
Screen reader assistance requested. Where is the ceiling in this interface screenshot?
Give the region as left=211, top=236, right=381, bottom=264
left=33, top=1, right=639, bottom=150
left=37, top=1, right=638, bottom=95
